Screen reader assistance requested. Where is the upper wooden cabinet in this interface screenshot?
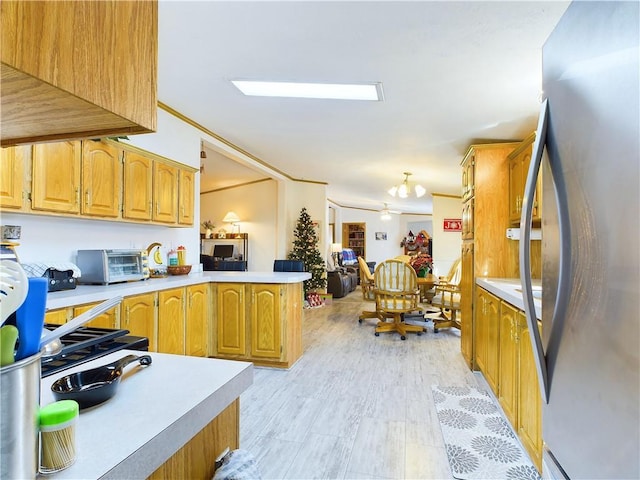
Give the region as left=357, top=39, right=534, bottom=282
left=31, top=141, right=82, bottom=214
left=178, top=169, right=195, bottom=225
left=0, top=145, right=27, bottom=209
left=153, top=162, right=178, bottom=224
left=1, top=1, right=157, bottom=146
left=508, top=133, right=541, bottom=225
left=82, top=141, right=122, bottom=218
left=123, top=151, right=153, bottom=221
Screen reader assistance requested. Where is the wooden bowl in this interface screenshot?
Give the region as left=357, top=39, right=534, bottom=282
left=167, top=265, right=192, bottom=276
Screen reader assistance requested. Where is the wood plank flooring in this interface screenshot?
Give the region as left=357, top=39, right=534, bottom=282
left=239, top=289, right=479, bottom=479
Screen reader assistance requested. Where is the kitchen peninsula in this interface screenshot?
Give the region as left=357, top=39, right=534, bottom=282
left=40, top=351, right=253, bottom=479
left=45, top=271, right=311, bottom=369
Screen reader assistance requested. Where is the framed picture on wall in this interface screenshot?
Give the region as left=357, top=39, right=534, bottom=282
left=375, top=232, right=387, bottom=240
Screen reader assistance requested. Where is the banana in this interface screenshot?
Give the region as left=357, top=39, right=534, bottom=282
left=146, top=242, right=163, bottom=265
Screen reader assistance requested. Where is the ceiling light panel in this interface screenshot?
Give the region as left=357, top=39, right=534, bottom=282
left=231, top=80, right=383, bottom=101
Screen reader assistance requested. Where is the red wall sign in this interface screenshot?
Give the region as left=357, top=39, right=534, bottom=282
left=443, top=218, right=462, bottom=232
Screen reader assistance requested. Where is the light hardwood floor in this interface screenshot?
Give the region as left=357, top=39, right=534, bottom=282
left=239, top=288, right=482, bottom=479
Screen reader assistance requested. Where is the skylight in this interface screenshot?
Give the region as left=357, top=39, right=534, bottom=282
left=231, top=80, right=383, bottom=101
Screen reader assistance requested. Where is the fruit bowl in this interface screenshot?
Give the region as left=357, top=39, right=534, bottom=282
left=167, top=265, right=192, bottom=276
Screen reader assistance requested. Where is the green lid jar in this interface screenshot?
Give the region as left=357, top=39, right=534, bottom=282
left=39, top=400, right=79, bottom=473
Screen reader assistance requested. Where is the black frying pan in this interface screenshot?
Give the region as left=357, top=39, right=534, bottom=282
left=51, top=354, right=152, bottom=409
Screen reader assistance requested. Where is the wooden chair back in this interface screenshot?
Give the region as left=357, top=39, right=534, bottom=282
left=358, top=256, right=375, bottom=300
left=374, top=259, right=419, bottom=314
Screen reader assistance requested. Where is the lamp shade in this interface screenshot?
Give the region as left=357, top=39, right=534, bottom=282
left=331, top=243, right=342, bottom=253
left=222, top=211, right=240, bottom=223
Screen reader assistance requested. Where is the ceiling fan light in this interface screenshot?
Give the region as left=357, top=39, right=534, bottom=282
left=388, top=186, right=398, bottom=197
left=381, top=211, right=391, bottom=221
left=415, top=184, right=426, bottom=197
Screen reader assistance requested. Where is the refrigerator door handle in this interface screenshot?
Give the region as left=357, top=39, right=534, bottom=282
left=520, top=99, right=550, bottom=404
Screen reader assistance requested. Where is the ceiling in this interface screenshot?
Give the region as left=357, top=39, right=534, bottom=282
left=159, top=1, right=570, bottom=215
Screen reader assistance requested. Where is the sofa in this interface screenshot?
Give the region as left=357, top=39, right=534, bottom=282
left=327, top=268, right=357, bottom=298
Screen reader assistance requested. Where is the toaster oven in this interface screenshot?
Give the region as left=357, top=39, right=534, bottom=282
left=76, top=249, right=149, bottom=285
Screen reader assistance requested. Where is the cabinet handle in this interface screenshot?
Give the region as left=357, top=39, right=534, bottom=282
left=148, top=201, right=152, bottom=214
left=125, top=306, right=130, bottom=327
left=156, top=202, right=159, bottom=215
left=85, top=189, right=91, bottom=207
left=75, top=187, right=79, bottom=205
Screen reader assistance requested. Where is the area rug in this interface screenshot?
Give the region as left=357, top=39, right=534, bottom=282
left=432, top=385, right=541, bottom=480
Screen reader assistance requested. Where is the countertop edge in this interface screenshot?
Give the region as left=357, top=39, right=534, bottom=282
left=46, top=271, right=311, bottom=310
left=102, top=362, right=253, bottom=479
left=476, top=277, right=542, bottom=320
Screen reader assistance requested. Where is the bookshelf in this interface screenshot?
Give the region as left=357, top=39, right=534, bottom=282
left=342, top=222, right=366, bottom=258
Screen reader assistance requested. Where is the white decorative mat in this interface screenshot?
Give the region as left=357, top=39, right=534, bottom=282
left=432, top=385, right=541, bottom=480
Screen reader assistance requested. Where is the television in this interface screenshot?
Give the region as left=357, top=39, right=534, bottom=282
left=213, top=244, right=234, bottom=259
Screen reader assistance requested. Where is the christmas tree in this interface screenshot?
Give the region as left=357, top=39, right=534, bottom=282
left=288, top=207, right=327, bottom=294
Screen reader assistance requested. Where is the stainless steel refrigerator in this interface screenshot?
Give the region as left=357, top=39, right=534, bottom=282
left=519, top=2, right=639, bottom=479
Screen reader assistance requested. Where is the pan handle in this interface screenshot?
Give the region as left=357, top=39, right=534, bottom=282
left=111, top=354, right=152, bottom=374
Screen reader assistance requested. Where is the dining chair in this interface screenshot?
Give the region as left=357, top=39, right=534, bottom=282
left=372, top=259, right=425, bottom=340
left=427, top=258, right=462, bottom=332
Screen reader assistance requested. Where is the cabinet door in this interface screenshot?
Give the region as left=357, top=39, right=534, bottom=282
left=121, top=293, right=156, bottom=352
left=498, top=302, right=519, bottom=426
left=178, top=168, right=195, bottom=225
left=460, top=242, right=474, bottom=367
left=461, top=153, right=475, bottom=202
left=461, top=199, right=474, bottom=240
left=123, top=151, right=153, bottom=221
left=250, top=284, right=282, bottom=360
left=186, top=284, right=208, bottom=357
left=45, top=309, right=70, bottom=326
left=216, top=284, right=246, bottom=355
left=509, top=153, right=525, bottom=223
left=31, top=141, right=81, bottom=213
left=73, top=303, right=118, bottom=330
left=81, top=141, right=122, bottom=217
left=153, top=162, right=178, bottom=223
left=157, top=287, right=185, bottom=355
left=475, top=287, right=500, bottom=393
left=0, top=145, right=26, bottom=209
left=517, top=312, right=543, bottom=470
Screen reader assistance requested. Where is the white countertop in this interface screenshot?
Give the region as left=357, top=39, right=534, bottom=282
left=46, top=271, right=311, bottom=309
left=39, top=351, right=253, bottom=479
left=475, top=277, right=542, bottom=320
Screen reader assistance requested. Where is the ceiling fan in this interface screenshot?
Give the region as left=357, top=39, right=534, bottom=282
left=380, top=203, right=401, bottom=220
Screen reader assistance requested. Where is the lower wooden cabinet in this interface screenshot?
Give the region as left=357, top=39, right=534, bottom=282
left=213, top=282, right=302, bottom=368
left=44, top=308, right=70, bottom=326
left=157, top=287, right=185, bottom=355
left=121, top=293, right=156, bottom=352
left=476, top=287, right=542, bottom=472
left=73, top=302, right=119, bottom=330
left=475, top=288, right=500, bottom=393
left=517, top=311, right=543, bottom=470
left=186, top=283, right=209, bottom=357
left=460, top=242, right=474, bottom=368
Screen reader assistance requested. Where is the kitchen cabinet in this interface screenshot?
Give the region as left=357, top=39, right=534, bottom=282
left=157, top=287, right=185, bottom=355
left=178, top=169, right=195, bottom=225
left=31, top=141, right=82, bottom=214
left=81, top=141, right=122, bottom=218
left=459, top=142, right=518, bottom=368
left=215, top=283, right=246, bottom=356
left=73, top=303, right=119, bottom=330
left=45, top=309, right=70, bottom=326
left=153, top=162, right=178, bottom=224
left=122, top=150, right=153, bottom=221
left=517, top=310, right=543, bottom=470
left=1, top=0, right=157, bottom=147
left=213, top=282, right=303, bottom=368
left=0, top=145, right=27, bottom=209
left=475, top=287, right=500, bottom=394
left=508, top=133, right=541, bottom=225
left=250, top=284, right=282, bottom=360
left=186, top=283, right=209, bottom=357
left=121, top=293, right=156, bottom=352
left=342, top=223, right=366, bottom=258
left=460, top=242, right=474, bottom=367
left=498, top=301, right=519, bottom=426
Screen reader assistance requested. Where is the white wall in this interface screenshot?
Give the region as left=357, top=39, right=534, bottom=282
left=431, top=194, right=462, bottom=277
left=200, top=179, right=278, bottom=271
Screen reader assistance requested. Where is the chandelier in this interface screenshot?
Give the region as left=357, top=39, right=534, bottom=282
left=388, top=172, right=425, bottom=198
